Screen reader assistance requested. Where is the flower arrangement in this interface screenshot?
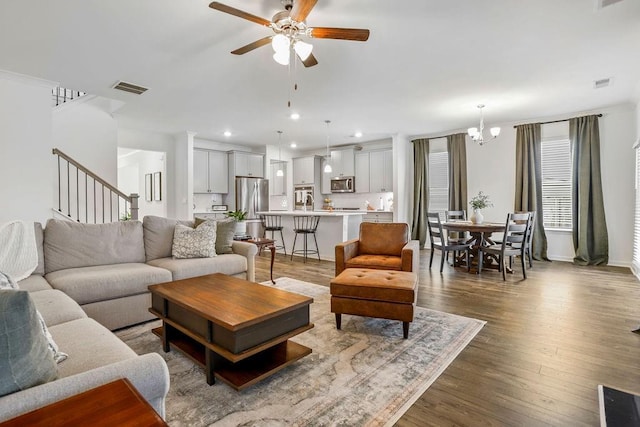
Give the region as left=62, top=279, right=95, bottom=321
left=469, top=191, right=493, bottom=210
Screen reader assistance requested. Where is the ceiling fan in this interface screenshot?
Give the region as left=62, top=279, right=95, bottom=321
left=209, top=0, right=370, bottom=67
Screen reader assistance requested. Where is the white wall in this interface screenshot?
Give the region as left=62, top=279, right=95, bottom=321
left=0, top=71, right=55, bottom=223
left=118, top=127, right=177, bottom=218
left=53, top=96, right=119, bottom=184
left=117, top=149, right=166, bottom=218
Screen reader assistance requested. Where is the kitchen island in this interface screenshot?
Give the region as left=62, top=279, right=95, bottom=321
left=257, top=211, right=364, bottom=262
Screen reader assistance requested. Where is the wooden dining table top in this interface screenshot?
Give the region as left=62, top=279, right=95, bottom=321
left=442, top=221, right=505, bottom=233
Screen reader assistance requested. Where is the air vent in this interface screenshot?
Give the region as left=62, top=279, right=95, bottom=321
left=112, top=81, right=148, bottom=95
left=593, top=78, right=612, bottom=89
left=595, top=0, right=624, bottom=10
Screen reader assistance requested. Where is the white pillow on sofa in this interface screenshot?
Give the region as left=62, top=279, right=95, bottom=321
left=172, top=221, right=217, bottom=259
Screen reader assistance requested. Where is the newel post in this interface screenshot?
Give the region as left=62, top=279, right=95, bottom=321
left=130, top=193, right=139, bottom=221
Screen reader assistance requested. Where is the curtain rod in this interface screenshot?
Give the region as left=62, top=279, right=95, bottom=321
left=513, top=113, right=602, bottom=128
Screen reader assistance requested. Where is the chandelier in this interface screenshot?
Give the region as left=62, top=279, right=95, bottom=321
left=467, top=104, right=500, bottom=146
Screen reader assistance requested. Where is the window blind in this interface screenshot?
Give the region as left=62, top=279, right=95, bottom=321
left=541, top=139, right=572, bottom=229
left=428, top=151, right=449, bottom=215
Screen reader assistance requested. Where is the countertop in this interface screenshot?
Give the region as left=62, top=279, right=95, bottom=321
left=257, top=210, right=366, bottom=217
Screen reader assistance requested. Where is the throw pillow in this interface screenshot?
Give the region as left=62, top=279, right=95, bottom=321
left=172, top=221, right=217, bottom=259
left=194, top=218, right=237, bottom=255
left=0, top=290, right=57, bottom=397
left=0, top=271, right=68, bottom=364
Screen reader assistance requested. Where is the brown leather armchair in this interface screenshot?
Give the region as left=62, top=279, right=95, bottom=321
left=335, top=222, right=420, bottom=276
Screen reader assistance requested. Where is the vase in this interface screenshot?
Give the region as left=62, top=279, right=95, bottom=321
left=235, top=220, right=247, bottom=236
left=470, top=209, right=484, bottom=224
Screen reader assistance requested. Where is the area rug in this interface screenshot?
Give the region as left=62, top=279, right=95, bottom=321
left=117, top=277, right=485, bottom=426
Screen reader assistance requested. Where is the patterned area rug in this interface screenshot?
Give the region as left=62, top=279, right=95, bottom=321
left=117, top=278, right=485, bottom=426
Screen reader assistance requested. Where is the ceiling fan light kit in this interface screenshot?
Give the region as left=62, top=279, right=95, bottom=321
left=468, top=104, right=500, bottom=146
left=209, top=0, right=370, bottom=68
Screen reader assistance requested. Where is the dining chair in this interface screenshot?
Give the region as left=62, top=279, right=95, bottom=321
left=478, top=212, right=531, bottom=280
left=523, top=211, right=536, bottom=268
left=445, top=210, right=468, bottom=262
left=426, top=212, right=471, bottom=273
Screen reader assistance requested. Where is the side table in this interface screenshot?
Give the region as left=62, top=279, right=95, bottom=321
left=0, top=378, right=167, bottom=427
left=248, top=237, right=276, bottom=284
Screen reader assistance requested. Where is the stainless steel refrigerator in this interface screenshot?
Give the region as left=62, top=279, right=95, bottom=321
left=235, top=177, right=269, bottom=220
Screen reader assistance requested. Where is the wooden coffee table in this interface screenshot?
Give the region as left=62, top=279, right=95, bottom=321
left=148, top=273, right=314, bottom=390
left=0, top=378, right=167, bottom=427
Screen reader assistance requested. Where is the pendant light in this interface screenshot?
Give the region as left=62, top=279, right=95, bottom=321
left=323, top=120, right=332, bottom=174
left=467, top=104, right=500, bottom=146
left=276, top=130, right=284, bottom=177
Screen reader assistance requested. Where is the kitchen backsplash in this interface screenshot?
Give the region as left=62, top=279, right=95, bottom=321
left=327, top=192, right=394, bottom=211
left=193, top=193, right=225, bottom=212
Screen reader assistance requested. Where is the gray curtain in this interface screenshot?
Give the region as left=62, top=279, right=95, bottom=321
left=515, top=123, right=549, bottom=260
left=570, top=115, right=608, bottom=265
left=447, top=133, right=467, bottom=211
left=411, top=138, right=430, bottom=247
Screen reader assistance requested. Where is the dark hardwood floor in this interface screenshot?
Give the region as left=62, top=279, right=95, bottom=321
left=253, top=249, right=640, bottom=426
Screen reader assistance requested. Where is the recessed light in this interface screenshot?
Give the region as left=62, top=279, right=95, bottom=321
left=290, top=142, right=297, bottom=148
left=290, top=113, right=300, bottom=120
left=223, top=131, right=232, bottom=137
left=354, top=131, right=363, bottom=138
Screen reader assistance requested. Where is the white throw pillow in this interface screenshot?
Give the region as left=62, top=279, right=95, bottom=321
left=172, top=221, right=217, bottom=259
left=0, top=271, right=67, bottom=363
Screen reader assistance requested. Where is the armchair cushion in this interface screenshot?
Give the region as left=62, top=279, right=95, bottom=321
left=345, top=255, right=403, bottom=271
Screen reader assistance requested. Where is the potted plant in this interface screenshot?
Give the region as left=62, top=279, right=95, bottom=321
left=227, top=210, right=248, bottom=235
left=469, top=191, right=493, bottom=224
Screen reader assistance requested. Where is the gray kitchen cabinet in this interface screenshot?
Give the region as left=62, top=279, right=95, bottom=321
left=355, top=152, right=370, bottom=193
left=193, top=149, right=228, bottom=193
left=363, top=211, right=393, bottom=223
left=232, top=151, right=264, bottom=177
left=293, top=156, right=316, bottom=184
left=270, top=161, right=287, bottom=195
left=330, top=148, right=355, bottom=177
left=369, top=149, right=393, bottom=193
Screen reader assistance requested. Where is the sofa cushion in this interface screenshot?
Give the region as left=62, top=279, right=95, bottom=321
left=172, top=222, right=217, bottom=259
left=194, top=218, right=237, bottom=255
left=147, top=254, right=247, bottom=281
left=345, top=255, right=403, bottom=271
left=0, top=290, right=57, bottom=397
left=359, top=222, right=409, bottom=257
left=143, top=216, right=194, bottom=262
left=44, top=219, right=146, bottom=274
left=17, top=274, right=52, bottom=292
left=30, top=290, right=87, bottom=327
left=48, top=318, right=137, bottom=379
left=45, top=263, right=172, bottom=305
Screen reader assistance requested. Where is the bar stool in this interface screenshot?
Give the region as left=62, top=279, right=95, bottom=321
left=259, top=214, right=286, bottom=255
left=291, top=216, right=321, bottom=263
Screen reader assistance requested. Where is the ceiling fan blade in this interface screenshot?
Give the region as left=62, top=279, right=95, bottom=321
left=231, top=36, right=272, bottom=55
left=209, top=2, right=271, bottom=27
left=289, top=0, right=318, bottom=22
left=300, top=52, right=318, bottom=68
left=310, top=27, right=370, bottom=41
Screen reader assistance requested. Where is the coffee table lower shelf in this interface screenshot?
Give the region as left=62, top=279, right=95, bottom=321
left=152, top=327, right=311, bottom=390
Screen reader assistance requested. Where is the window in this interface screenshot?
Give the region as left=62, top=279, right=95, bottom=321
left=541, top=138, right=572, bottom=229
left=632, top=145, right=640, bottom=277
left=428, top=140, right=448, bottom=215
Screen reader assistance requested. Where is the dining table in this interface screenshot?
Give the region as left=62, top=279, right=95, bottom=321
left=442, top=220, right=506, bottom=273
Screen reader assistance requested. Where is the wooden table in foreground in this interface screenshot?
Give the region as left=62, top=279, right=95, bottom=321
left=148, top=273, right=314, bottom=390
left=442, top=221, right=506, bottom=273
left=0, top=378, right=167, bottom=427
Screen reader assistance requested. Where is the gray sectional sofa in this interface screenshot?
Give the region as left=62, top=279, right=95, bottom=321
left=0, top=216, right=258, bottom=422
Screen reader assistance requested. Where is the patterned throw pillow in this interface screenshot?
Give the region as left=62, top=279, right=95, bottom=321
left=194, top=217, right=237, bottom=255
left=0, top=271, right=68, bottom=364
left=172, top=221, right=217, bottom=259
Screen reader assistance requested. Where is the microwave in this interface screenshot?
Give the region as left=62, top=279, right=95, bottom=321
left=331, top=176, right=355, bottom=193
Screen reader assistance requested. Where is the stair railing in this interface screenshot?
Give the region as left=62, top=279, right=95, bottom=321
left=52, top=86, right=86, bottom=107
left=52, top=148, right=139, bottom=223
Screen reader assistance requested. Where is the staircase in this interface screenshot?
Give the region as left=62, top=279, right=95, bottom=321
left=52, top=148, right=139, bottom=223
left=52, top=86, right=86, bottom=107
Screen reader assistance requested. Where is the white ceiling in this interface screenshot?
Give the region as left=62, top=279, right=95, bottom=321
left=1, top=0, right=639, bottom=150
